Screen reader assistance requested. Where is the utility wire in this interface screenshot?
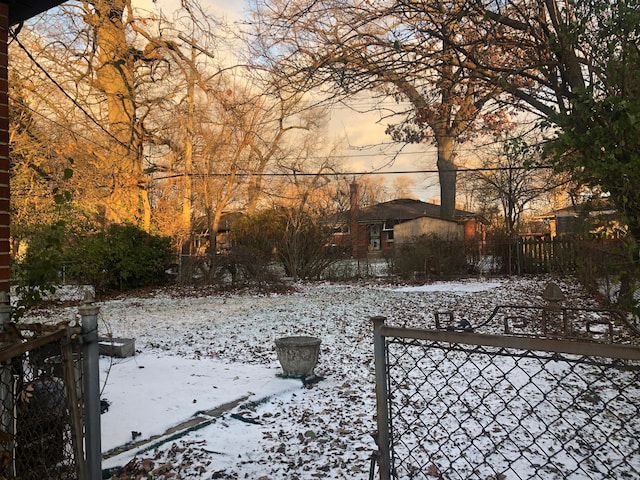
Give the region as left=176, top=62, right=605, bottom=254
left=11, top=91, right=555, bottom=172
left=9, top=27, right=137, bottom=156
left=153, top=164, right=553, bottom=181
left=8, top=26, right=555, bottom=180
left=9, top=83, right=556, bottom=180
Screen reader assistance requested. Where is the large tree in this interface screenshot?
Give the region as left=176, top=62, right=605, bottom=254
left=250, top=0, right=512, bottom=219
left=15, top=0, right=175, bottom=230
left=427, top=0, right=640, bottom=242
left=422, top=0, right=640, bottom=304
left=83, top=0, right=153, bottom=228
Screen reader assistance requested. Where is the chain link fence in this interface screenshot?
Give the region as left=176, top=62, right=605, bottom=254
left=0, top=323, right=85, bottom=480
left=372, top=305, right=640, bottom=479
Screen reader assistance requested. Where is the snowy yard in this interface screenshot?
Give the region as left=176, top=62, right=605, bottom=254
left=25, top=275, right=634, bottom=479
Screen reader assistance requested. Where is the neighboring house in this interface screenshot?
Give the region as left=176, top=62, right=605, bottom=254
left=215, top=212, right=244, bottom=253
left=328, top=184, right=486, bottom=258
left=539, top=200, right=623, bottom=238
left=189, top=212, right=244, bottom=254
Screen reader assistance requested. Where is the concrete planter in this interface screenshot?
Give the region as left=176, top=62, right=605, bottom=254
left=275, top=336, right=321, bottom=378
left=98, top=337, right=135, bottom=358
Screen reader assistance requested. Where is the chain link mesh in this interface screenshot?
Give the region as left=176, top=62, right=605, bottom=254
left=386, top=339, right=640, bottom=479
left=377, top=305, right=640, bottom=480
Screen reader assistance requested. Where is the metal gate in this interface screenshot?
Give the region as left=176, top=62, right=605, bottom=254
left=372, top=306, right=640, bottom=479
left=0, top=292, right=102, bottom=480
left=0, top=323, right=85, bottom=480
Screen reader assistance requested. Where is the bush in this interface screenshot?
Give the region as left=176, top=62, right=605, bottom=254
left=65, top=223, right=173, bottom=292
left=231, top=208, right=337, bottom=281
left=12, top=220, right=69, bottom=317
left=393, top=234, right=468, bottom=279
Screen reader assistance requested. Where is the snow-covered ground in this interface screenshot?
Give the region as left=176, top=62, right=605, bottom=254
left=23, top=276, right=628, bottom=478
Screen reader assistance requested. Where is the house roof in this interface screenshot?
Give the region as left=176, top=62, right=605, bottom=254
left=539, top=199, right=617, bottom=219
left=354, top=198, right=483, bottom=224
left=9, top=1, right=66, bottom=26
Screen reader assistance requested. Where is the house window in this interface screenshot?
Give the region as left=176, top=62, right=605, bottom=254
left=331, top=224, right=350, bottom=235
left=370, top=239, right=381, bottom=250
left=370, top=224, right=381, bottom=238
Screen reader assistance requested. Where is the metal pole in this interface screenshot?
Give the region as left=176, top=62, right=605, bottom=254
left=79, top=291, right=101, bottom=480
left=371, top=316, right=391, bottom=480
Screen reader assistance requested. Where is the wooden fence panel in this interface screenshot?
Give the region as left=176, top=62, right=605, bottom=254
left=518, top=237, right=577, bottom=274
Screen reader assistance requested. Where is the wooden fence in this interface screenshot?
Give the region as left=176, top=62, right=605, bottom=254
left=517, top=236, right=577, bottom=274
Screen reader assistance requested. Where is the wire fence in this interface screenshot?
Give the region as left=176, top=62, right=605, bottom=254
left=372, top=305, right=640, bottom=479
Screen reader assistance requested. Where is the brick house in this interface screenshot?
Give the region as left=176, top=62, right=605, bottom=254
left=0, top=2, right=70, bottom=293
left=328, top=183, right=486, bottom=259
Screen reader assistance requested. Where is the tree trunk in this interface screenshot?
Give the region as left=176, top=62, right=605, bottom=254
left=246, top=175, right=262, bottom=215
left=437, top=136, right=457, bottom=219
left=182, top=47, right=196, bottom=252
left=90, top=0, right=148, bottom=228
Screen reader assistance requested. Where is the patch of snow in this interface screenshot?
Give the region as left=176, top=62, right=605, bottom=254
left=392, top=279, right=504, bottom=293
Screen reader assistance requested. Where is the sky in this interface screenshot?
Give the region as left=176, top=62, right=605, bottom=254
left=133, top=0, right=443, bottom=201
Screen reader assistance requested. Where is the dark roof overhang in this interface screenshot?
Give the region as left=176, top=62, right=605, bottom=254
left=8, top=1, right=66, bottom=26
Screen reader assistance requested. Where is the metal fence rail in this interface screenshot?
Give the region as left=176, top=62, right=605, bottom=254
left=372, top=316, right=640, bottom=479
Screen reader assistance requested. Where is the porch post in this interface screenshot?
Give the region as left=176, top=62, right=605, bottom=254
left=79, top=292, right=101, bottom=479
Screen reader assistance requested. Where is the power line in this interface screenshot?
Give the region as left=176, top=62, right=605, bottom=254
left=153, top=164, right=553, bottom=181
left=8, top=27, right=551, bottom=176
left=10, top=28, right=136, bottom=155
left=9, top=76, right=554, bottom=177
left=9, top=93, right=544, bottom=168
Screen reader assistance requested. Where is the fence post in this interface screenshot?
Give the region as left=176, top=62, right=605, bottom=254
left=79, top=291, right=101, bottom=480
left=0, top=292, right=14, bottom=476
left=372, top=316, right=391, bottom=480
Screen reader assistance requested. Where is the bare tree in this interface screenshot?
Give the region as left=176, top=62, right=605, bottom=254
left=8, top=71, right=79, bottom=255
left=472, top=137, right=566, bottom=238
left=391, top=176, right=417, bottom=200
left=82, top=0, right=153, bottom=229
left=429, top=0, right=640, bottom=246
left=249, top=0, right=514, bottom=218
left=10, top=0, right=346, bottom=261
left=15, top=0, right=183, bottom=230
left=127, top=5, right=225, bottom=250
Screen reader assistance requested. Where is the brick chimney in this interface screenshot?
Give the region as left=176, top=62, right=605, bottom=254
left=350, top=182, right=360, bottom=258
